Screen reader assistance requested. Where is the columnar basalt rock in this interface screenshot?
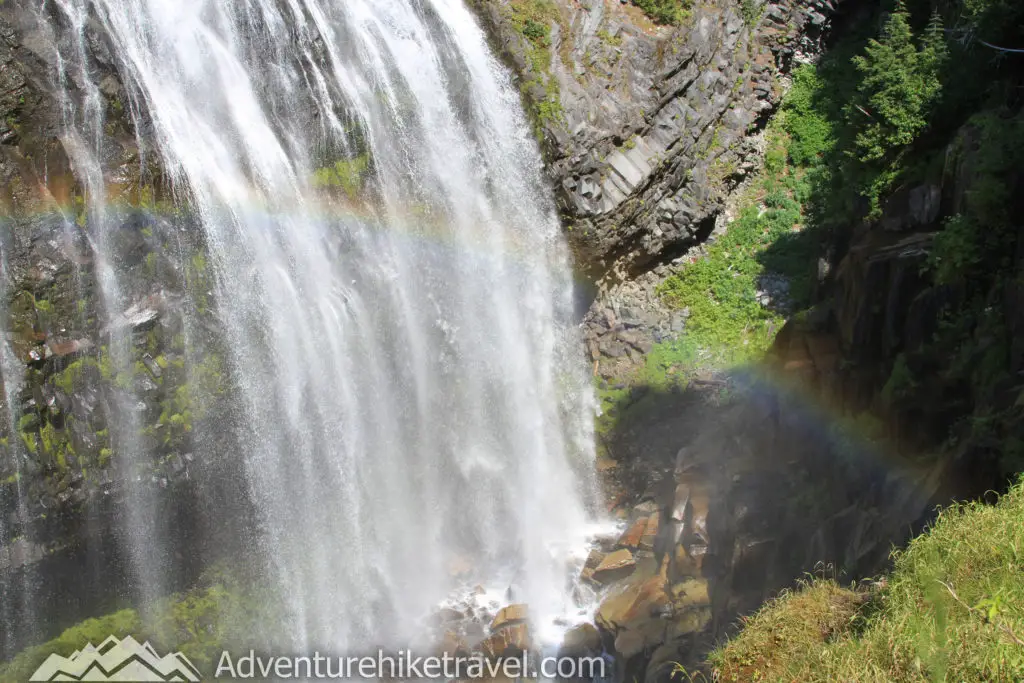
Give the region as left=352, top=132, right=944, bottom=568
left=473, top=0, right=838, bottom=283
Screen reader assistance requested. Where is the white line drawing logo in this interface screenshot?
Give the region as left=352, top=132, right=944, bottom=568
left=29, top=635, right=201, bottom=681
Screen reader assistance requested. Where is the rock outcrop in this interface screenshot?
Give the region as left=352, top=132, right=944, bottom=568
left=0, top=6, right=251, bottom=659
left=473, top=0, right=837, bottom=282
left=590, top=372, right=950, bottom=681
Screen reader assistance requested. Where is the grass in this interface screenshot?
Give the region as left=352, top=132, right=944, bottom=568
left=654, top=113, right=820, bottom=371
left=710, top=477, right=1024, bottom=681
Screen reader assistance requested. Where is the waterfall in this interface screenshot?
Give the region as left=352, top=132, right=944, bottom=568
left=6, top=0, right=596, bottom=656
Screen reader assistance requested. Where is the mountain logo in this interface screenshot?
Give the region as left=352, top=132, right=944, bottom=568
left=28, top=635, right=201, bottom=681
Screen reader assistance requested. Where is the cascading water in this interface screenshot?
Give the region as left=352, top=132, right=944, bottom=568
left=3, top=0, right=597, bottom=659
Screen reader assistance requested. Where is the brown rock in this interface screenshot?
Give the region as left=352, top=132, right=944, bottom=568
left=674, top=544, right=705, bottom=577
left=584, top=548, right=606, bottom=570
left=597, top=568, right=674, bottom=661
left=580, top=567, right=596, bottom=585
left=617, top=518, right=647, bottom=549
left=596, top=570, right=670, bottom=630
left=490, top=603, right=528, bottom=631
left=560, top=622, right=601, bottom=656
left=438, top=629, right=468, bottom=657
left=639, top=514, right=659, bottom=551
left=482, top=622, right=530, bottom=657
left=593, top=548, right=636, bottom=584
left=45, top=338, right=93, bottom=357
left=671, top=578, right=710, bottom=608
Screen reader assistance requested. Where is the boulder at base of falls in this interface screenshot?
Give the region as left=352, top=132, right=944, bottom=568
left=559, top=623, right=601, bottom=658
left=592, top=548, right=637, bottom=584
left=490, top=603, right=528, bottom=631
left=482, top=622, right=530, bottom=658
left=481, top=603, right=531, bottom=659
left=616, top=518, right=647, bottom=550
left=593, top=555, right=714, bottom=679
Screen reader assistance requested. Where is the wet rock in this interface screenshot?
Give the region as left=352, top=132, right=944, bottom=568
left=597, top=567, right=672, bottom=659
left=639, top=514, right=659, bottom=552
left=438, top=630, right=469, bottom=657
left=616, top=517, right=647, bottom=549
left=45, top=338, right=93, bottom=358
left=435, top=606, right=465, bottom=623
left=559, top=623, right=601, bottom=657
left=141, top=353, right=162, bottom=379
left=632, top=500, right=660, bottom=518
left=111, top=294, right=164, bottom=331
left=593, top=548, right=637, bottom=584
left=584, top=548, right=607, bottom=570
left=482, top=622, right=530, bottom=658
left=490, top=603, right=528, bottom=631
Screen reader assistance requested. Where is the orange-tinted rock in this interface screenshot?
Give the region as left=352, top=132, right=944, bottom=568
left=639, top=514, right=659, bottom=551
left=597, top=569, right=672, bottom=659
left=596, top=570, right=670, bottom=630
left=490, top=603, right=528, bottom=631
left=45, top=338, right=93, bottom=357
left=584, top=548, right=606, bottom=569
left=593, top=548, right=636, bottom=584
left=482, top=622, right=530, bottom=657
left=617, top=518, right=647, bottom=549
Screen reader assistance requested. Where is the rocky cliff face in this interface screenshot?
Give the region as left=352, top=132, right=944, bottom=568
left=578, top=365, right=949, bottom=682
left=473, top=0, right=835, bottom=282
left=0, top=7, right=252, bottom=658
left=772, top=113, right=1024, bottom=495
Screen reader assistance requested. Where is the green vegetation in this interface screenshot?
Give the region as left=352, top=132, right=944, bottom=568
left=739, top=0, right=761, bottom=26
left=596, top=29, right=622, bottom=47
left=147, top=354, right=227, bottom=450
left=311, top=154, right=370, bottom=198
left=844, top=4, right=946, bottom=217
left=506, top=0, right=566, bottom=128
left=652, top=64, right=825, bottom=372
left=0, top=567, right=275, bottom=680
left=711, top=477, right=1024, bottom=681
left=497, top=0, right=568, bottom=132
left=631, top=0, right=690, bottom=25
left=649, top=0, right=1024, bottom=477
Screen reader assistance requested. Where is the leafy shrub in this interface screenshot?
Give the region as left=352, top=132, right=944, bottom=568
left=631, top=0, right=690, bottom=25
left=521, top=18, right=548, bottom=44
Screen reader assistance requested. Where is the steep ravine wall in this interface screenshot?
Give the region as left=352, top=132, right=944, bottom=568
left=0, top=6, right=255, bottom=659
left=0, top=1, right=966, bottom=679
left=470, top=3, right=993, bottom=681
left=472, top=0, right=836, bottom=282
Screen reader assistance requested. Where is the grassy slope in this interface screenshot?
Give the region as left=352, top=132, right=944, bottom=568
left=710, top=478, right=1024, bottom=682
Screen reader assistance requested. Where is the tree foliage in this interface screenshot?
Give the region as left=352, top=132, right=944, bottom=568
left=844, top=3, right=947, bottom=214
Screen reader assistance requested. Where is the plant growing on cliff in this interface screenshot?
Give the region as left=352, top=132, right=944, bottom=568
left=311, top=155, right=370, bottom=199
left=631, top=0, right=691, bottom=25
left=739, top=0, right=761, bottom=26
